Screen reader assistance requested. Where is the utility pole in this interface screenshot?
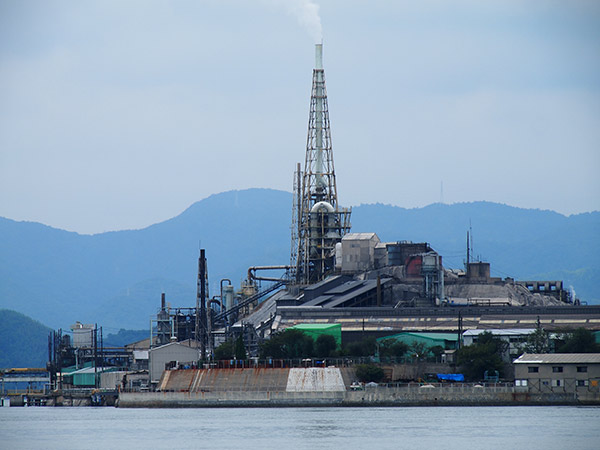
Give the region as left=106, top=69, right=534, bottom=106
left=94, top=324, right=98, bottom=389
left=100, top=326, right=104, bottom=378
left=457, top=311, right=463, bottom=350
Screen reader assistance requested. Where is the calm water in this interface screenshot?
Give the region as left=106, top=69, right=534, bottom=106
left=1, top=406, right=599, bottom=449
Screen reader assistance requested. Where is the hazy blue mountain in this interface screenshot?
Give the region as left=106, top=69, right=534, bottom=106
left=0, top=309, right=52, bottom=368
left=0, top=189, right=291, bottom=330
left=103, top=328, right=149, bottom=347
left=1, top=188, right=598, bottom=333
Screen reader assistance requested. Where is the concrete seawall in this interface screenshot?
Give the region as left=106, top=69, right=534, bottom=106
left=119, top=367, right=599, bottom=408
left=119, top=385, right=596, bottom=408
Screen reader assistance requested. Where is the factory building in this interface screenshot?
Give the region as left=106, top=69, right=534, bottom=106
left=514, top=353, right=600, bottom=394
left=140, top=43, right=595, bottom=368
left=149, top=342, right=201, bottom=384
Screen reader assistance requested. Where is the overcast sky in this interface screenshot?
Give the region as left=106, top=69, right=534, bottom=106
left=1, top=0, right=599, bottom=234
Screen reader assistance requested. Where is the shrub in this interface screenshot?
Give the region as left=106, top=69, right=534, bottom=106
left=354, top=364, right=384, bottom=383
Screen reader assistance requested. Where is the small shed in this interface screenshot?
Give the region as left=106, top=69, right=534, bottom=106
left=64, top=366, right=118, bottom=387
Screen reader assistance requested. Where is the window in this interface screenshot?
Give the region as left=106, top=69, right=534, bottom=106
left=551, top=379, right=562, bottom=387
left=515, top=379, right=528, bottom=387
left=552, top=366, right=563, bottom=373
left=577, top=366, right=587, bottom=373
left=577, top=380, right=588, bottom=387
left=528, top=367, right=539, bottom=373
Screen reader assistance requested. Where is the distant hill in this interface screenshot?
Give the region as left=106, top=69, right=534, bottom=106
left=0, top=309, right=52, bottom=368
left=1, top=188, right=598, bottom=332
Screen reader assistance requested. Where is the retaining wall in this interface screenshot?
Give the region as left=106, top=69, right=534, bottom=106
left=119, top=385, right=596, bottom=408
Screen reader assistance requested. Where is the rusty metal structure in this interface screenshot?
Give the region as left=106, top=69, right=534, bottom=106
left=291, top=44, right=351, bottom=285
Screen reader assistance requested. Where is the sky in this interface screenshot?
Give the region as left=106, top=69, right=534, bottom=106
left=1, top=0, right=599, bottom=234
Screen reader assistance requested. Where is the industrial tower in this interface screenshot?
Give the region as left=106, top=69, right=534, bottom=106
left=291, top=44, right=351, bottom=285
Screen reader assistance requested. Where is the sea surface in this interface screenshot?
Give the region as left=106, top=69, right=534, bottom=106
left=1, top=406, right=599, bottom=449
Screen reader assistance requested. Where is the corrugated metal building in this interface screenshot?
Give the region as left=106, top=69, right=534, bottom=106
left=149, top=342, right=201, bottom=384
left=377, top=332, right=459, bottom=350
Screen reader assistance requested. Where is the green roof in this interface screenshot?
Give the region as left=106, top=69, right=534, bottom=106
left=291, top=323, right=341, bottom=331
left=290, top=323, right=342, bottom=347
left=378, top=332, right=458, bottom=342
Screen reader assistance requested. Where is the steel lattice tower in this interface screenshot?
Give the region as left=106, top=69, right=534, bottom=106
left=291, top=44, right=351, bottom=285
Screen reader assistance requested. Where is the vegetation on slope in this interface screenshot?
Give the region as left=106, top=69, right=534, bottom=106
left=0, top=309, right=52, bottom=368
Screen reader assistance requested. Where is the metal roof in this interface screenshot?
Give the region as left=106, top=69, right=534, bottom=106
left=377, top=332, right=459, bottom=343
left=342, top=232, right=379, bottom=241
left=463, top=329, right=536, bottom=336
left=514, top=353, right=600, bottom=364
left=65, top=366, right=116, bottom=375
left=291, top=323, right=341, bottom=330
left=323, top=279, right=391, bottom=308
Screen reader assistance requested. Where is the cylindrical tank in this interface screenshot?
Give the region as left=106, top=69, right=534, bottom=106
left=335, top=242, right=342, bottom=269
left=222, top=285, right=234, bottom=311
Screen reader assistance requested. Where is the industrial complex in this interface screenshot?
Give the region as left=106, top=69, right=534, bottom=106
left=3, top=44, right=599, bottom=407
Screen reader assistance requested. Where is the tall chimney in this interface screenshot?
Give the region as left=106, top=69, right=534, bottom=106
left=315, top=43, right=323, bottom=69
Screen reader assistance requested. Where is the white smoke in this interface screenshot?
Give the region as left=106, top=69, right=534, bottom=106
left=277, top=0, right=323, bottom=43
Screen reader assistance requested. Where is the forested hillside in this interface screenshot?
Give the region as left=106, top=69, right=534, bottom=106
left=0, top=309, right=52, bottom=368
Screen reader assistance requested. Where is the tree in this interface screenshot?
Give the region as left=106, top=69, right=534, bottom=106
left=259, top=329, right=314, bottom=359
left=429, top=345, right=445, bottom=363
left=235, top=335, right=246, bottom=360
left=379, top=338, right=408, bottom=359
left=214, top=335, right=247, bottom=360
left=354, top=364, right=384, bottom=383
left=315, top=334, right=337, bottom=357
left=556, top=328, right=599, bottom=353
left=344, top=337, right=377, bottom=357
left=409, top=341, right=431, bottom=361
left=457, top=331, right=507, bottom=381
left=519, top=326, right=551, bottom=354
left=214, top=340, right=235, bottom=360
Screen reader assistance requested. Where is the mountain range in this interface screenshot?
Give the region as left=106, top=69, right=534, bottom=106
left=1, top=188, right=598, bottom=332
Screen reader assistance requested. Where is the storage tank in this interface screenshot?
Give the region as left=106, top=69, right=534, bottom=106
left=222, top=284, right=234, bottom=311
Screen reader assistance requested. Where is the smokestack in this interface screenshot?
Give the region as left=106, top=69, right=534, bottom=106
left=315, top=43, right=323, bottom=69
left=161, top=292, right=165, bottom=311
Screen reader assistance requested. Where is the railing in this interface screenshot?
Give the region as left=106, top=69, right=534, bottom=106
left=153, top=382, right=514, bottom=393
left=192, top=357, right=384, bottom=369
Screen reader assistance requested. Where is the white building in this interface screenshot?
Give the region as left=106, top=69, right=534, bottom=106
left=463, top=329, right=535, bottom=361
